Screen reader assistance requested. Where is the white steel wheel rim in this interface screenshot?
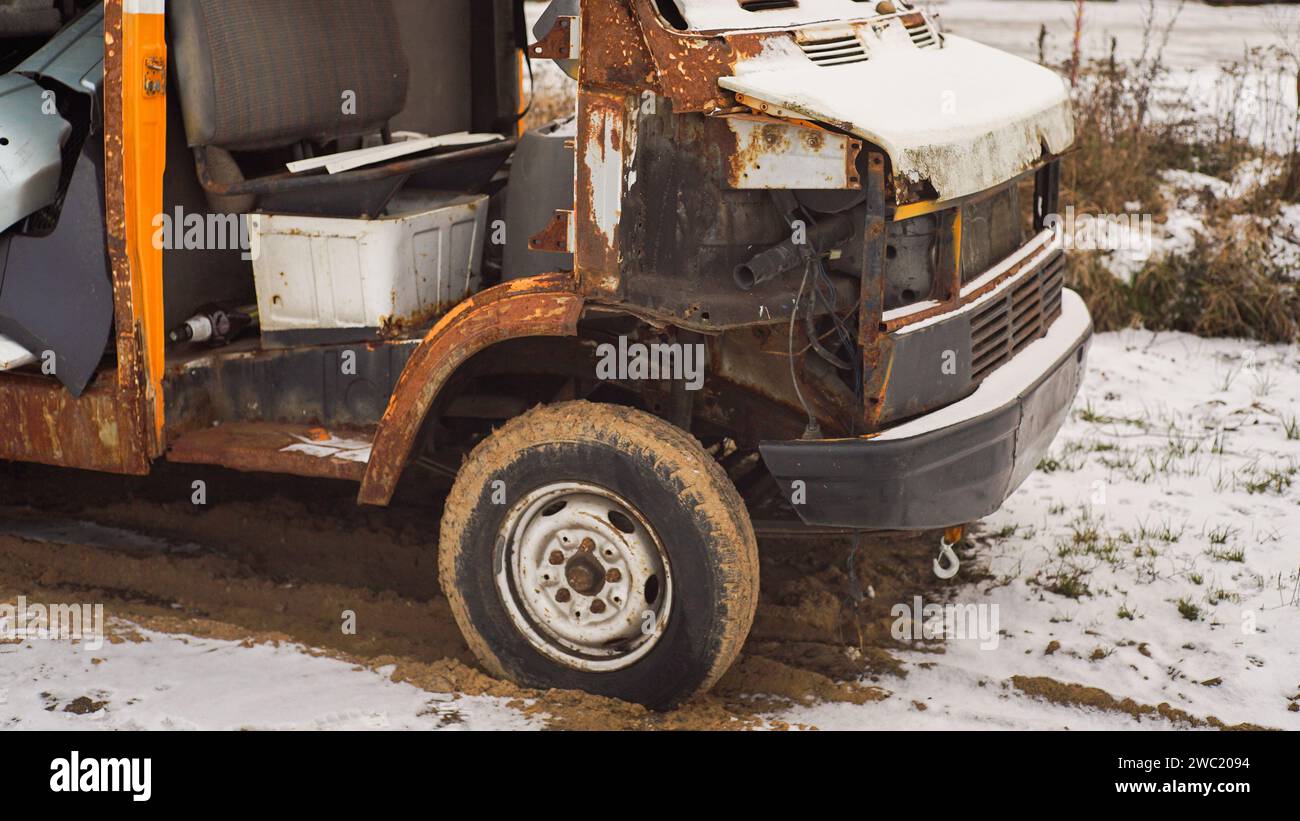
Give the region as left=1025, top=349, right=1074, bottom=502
left=495, top=481, right=673, bottom=672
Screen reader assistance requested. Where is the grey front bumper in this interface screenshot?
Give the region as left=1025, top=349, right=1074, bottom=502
left=760, top=289, right=1093, bottom=530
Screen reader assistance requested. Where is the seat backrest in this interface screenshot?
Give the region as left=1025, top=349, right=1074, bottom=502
left=168, top=0, right=410, bottom=152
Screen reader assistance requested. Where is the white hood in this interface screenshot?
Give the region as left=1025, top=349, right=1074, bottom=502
left=720, top=34, right=1075, bottom=201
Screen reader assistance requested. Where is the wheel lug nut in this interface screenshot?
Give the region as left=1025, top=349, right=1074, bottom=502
left=606, top=568, right=621, bottom=583
left=579, top=537, right=596, bottom=554
left=590, top=599, right=607, bottom=614
left=548, top=550, right=564, bottom=565
left=556, top=588, right=571, bottom=603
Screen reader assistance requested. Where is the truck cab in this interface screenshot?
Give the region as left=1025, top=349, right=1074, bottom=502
left=0, top=0, right=1090, bottom=708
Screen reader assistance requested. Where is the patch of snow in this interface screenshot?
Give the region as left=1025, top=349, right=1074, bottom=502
left=770, top=330, right=1300, bottom=730
left=1099, top=159, right=1297, bottom=283
left=0, top=624, right=540, bottom=731
left=1271, top=202, right=1300, bottom=277
left=1160, top=168, right=1232, bottom=203
left=1230, top=156, right=1285, bottom=200
left=934, top=0, right=1289, bottom=73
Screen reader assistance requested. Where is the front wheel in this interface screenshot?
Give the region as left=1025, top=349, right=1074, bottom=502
left=438, top=401, right=759, bottom=709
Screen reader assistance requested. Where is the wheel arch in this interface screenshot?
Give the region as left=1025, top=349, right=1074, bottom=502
left=358, top=273, right=584, bottom=506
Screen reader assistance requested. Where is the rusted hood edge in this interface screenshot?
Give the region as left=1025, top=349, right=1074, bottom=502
left=720, top=35, right=1075, bottom=202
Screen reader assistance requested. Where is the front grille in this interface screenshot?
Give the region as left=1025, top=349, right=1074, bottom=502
left=970, top=252, right=1065, bottom=383
left=799, top=34, right=869, bottom=66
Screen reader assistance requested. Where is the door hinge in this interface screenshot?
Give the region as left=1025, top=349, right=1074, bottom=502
left=529, top=15, right=579, bottom=61
left=143, top=55, right=167, bottom=97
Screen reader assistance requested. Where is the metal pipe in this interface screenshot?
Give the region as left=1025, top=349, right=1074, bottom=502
left=733, top=209, right=859, bottom=291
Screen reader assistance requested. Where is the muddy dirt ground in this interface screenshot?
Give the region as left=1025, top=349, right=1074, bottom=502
left=0, top=460, right=968, bottom=730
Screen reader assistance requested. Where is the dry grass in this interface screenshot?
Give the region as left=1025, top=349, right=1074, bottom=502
left=521, top=59, right=577, bottom=132
left=1132, top=235, right=1300, bottom=342
left=1056, top=3, right=1300, bottom=342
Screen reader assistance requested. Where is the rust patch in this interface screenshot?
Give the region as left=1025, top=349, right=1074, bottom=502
left=859, top=152, right=890, bottom=432
left=0, top=0, right=151, bottom=476
left=578, top=1, right=804, bottom=114
left=102, top=0, right=152, bottom=469
left=628, top=0, right=782, bottom=114
left=580, top=0, right=660, bottom=92
left=166, top=422, right=372, bottom=482
left=574, top=90, right=631, bottom=296
left=0, top=374, right=129, bottom=472
left=718, top=115, right=862, bottom=190
left=709, top=328, right=858, bottom=440
left=529, top=13, right=576, bottom=61
left=378, top=306, right=447, bottom=339
left=529, top=209, right=574, bottom=254
left=358, top=273, right=584, bottom=506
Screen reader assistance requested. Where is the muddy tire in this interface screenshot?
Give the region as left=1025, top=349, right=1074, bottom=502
left=438, top=401, right=759, bottom=709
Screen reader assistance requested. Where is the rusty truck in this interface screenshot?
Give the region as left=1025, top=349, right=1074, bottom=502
left=0, top=0, right=1091, bottom=707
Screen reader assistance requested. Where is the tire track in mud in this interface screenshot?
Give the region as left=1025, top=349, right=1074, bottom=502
left=0, top=462, right=960, bottom=729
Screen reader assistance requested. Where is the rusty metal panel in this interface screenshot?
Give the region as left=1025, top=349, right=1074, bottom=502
left=358, top=273, right=583, bottom=506
left=166, top=422, right=372, bottom=482
left=0, top=0, right=152, bottom=476
left=722, top=115, right=862, bottom=190
left=574, top=89, right=635, bottom=297
left=529, top=209, right=575, bottom=254
left=858, top=152, right=890, bottom=433
left=103, top=0, right=153, bottom=470
left=580, top=0, right=659, bottom=93
left=529, top=13, right=578, bottom=61
left=0, top=375, right=131, bottom=472
left=709, top=327, right=857, bottom=440
left=627, top=0, right=777, bottom=114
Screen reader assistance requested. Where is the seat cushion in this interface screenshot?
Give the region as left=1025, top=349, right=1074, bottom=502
left=169, top=0, right=410, bottom=151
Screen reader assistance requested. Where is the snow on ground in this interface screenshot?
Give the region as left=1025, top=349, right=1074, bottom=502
left=1, top=3, right=1289, bottom=733
left=771, top=330, right=1300, bottom=730
left=0, top=624, right=539, bottom=731
left=938, top=1, right=1300, bottom=151
left=4, top=331, right=1295, bottom=730
left=935, top=0, right=1289, bottom=70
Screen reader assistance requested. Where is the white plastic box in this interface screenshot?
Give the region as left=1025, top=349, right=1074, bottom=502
left=248, top=190, right=489, bottom=345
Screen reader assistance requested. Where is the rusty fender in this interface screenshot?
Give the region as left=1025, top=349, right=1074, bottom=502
left=357, top=273, right=584, bottom=506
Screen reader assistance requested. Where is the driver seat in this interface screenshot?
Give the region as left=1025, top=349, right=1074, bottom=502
left=167, top=0, right=411, bottom=216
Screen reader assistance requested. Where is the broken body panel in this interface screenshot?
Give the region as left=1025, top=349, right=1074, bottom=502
left=558, top=0, right=1087, bottom=528
left=0, top=0, right=1089, bottom=535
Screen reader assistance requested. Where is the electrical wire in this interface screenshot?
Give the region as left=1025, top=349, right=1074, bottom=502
left=805, top=261, right=857, bottom=372
left=511, top=47, right=537, bottom=126
left=788, top=259, right=822, bottom=440
left=784, top=198, right=866, bottom=437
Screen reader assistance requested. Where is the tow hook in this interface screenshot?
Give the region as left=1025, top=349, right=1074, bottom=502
left=933, top=526, right=965, bottom=580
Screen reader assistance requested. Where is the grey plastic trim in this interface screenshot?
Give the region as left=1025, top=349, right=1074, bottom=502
left=0, top=75, right=72, bottom=234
